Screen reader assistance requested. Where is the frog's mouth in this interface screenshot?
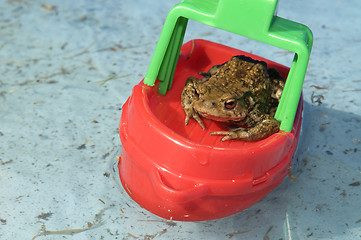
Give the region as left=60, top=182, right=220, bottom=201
left=199, top=112, right=246, bottom=122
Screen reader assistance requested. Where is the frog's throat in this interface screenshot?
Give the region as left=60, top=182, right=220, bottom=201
left=199, top=112, right=245, bottom=122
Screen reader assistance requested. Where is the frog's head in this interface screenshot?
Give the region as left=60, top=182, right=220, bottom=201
left=192, top=84, right=253, bottom=122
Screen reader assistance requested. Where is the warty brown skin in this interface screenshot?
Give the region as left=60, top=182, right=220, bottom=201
left=181, top=55, right=285, bottom=141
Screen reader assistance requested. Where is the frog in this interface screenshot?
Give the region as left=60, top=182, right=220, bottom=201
left=181, top=55, right=285, bottom=142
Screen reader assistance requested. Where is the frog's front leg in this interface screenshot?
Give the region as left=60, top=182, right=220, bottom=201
left=181, top=77, right=205, bottom=130
left=210, top=118, right=280, bottom=141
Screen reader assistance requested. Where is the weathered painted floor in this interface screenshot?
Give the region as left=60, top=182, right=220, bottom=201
left=1, top=0, right=360, bottom=239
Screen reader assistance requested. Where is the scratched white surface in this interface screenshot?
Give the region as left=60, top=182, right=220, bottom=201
left=1, top=0, right=361, bottom=239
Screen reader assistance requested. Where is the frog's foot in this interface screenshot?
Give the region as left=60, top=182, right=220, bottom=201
left=210, top=118, right=280, bottom=142
left=184, top=108, right=205, bottom=130
left=210, top=129, right=249, bottom=142
left=268, top=68, right=285, bottom=101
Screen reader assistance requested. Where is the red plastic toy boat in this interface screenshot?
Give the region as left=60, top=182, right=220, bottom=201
left=118, top=39, right=302, bottom=221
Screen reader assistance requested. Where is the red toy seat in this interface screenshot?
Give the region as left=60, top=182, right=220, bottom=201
left=118, top=39, right=302, bottom=221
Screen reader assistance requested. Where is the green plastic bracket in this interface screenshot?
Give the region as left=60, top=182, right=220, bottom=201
left=143, top=0, right=313, bottom=132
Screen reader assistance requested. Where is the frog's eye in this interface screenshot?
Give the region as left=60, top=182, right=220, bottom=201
left=225, top=99, right=236, bottom=109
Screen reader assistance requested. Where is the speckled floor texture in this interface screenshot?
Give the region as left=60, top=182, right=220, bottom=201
left=1, top=0, right=360, bottom=239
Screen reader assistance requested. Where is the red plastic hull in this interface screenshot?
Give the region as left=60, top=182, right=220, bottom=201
left=118, top=39, right=302, bottom=221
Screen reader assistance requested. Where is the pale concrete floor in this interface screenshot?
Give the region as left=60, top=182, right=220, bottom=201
left=1, top=0, right=360, bottom=239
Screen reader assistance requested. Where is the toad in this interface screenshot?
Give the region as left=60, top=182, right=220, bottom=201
left=181, top=55, right=285, bottom=141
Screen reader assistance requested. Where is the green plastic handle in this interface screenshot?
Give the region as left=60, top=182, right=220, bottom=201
left=143, top=0, right=313, bottom=132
